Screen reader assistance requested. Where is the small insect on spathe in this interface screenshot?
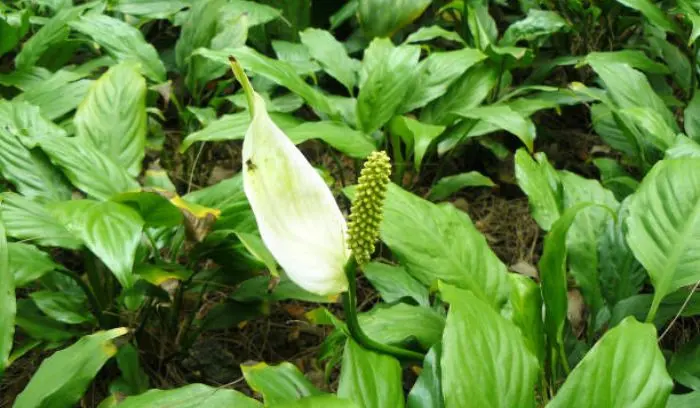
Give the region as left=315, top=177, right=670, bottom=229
left=245, top=158, right=257, bottom=172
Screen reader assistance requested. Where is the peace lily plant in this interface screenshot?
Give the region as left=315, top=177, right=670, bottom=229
left=230, top=59, right=423, bottom=361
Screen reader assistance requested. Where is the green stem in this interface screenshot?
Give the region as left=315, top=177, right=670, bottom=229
left=558, top=342, right=571, bottom=375
left=56, top=267, right=107, bottom=328
left=342, top=258, right=424, bottom=361
left=229, top=57, right=256, bottom=118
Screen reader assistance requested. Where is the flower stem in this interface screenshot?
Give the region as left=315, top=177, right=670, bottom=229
left=228, top=56, right=255, bottom=118
left=342, top=258, right=425, bottom=361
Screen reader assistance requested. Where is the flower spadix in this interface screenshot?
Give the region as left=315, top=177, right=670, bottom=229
left=240, top=89, right=349, bottom=296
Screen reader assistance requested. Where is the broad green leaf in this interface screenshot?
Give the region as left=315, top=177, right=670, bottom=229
left=360, top=303, right=445, bottom=350
left=242, top=362, right=323, bottom=404
left=619, top=107, right=676, bottom=151
left=506, top=274, right=545, bottom=364
left=228, top=92, right=304, bottom=113
left=402, top=48, right=486, bottom=112
left=358, top=0, right=431, bottom=38
left=428, top=171, right=495, bottom=201
left=0, top=217, right=14, bottom=376
left=357, top=40, right=420, bottom=133
left=0, top=101, right=72, bottom=202
left=70, top=14, right=166, bottom=82
left=0, top=193, right=81, bottom=249
left=111, top=0, right=189, bottom=19
left=615, top=0, right=682, bottom=35
left=560, top=172, right=618, bottom=320
left=111, top=191, right=183, bottom=228
left=0, top=66, right=52, bottom=90
left=584, top=50, right=669, bottom=75
left=271, top=395, right=359, bottom=408
left=407, top=344, right=443, bottom=408
left=235, top=232, right=278, bottom=277
left=362, top=262, right=429, bottom=306
left=440, top=284, right=538, bottom=408
left=8, top=243, right=60, bottom=287
left=14, top=299, right=76, bottom=343
left=338, top=339, right=404, bottom=408
left=593, top=158, right=639, bottom=200
left=232, top=275, right=330, bottom=303
left=514, top=149, right=561, bottom=230
left=501, top=9, right=569, bottom=45
left=389, top=116, right=445, bottom=171
left=15, top=7, right=82, bottom=70
left=51, top=200, right=144, bottom=289
left=0, top=11, right=29, bottom=57
left=286, top=121, right=375, bottom=159
left=669, top=336, right=700, bottom=390
left=685, top=91, right=700, bottom=143
left=421, top=63, right=498, bottom=125
left=404, top=25, right=466, bottom=44
left=466, top=1, right=498, bottom=50
left=625, top=158, right=700, bottom=321
left=591, top=103, right=639, bottom=159
left=14, top=328, right=129, bottom=408
left=222, top=0, right=282, bottom=27
left=299, top=28, right=358, bottom=93
left=667, top=392, right=700, bottom=408
left=16, top=70, right=92, bottom=120
left=74, top=62, right=147, bottom=177
left=350, top=184, right=510, bottom=308
left=174, top=0, right=227, bottom=71
left=29, top=290, right=92, bottom=324
left=271, top=40, right=320, bottom=75
left=650, top=38, right=692, bottom=93
left=119, top=383, right=263, bottom=407
left=547, top=317, right=672, bottom=408
left=609, top=288, right=700, bottom=329
left=667, top=135, right=700, bottom=158
left=112, top=343, right=150, bottom=396
left=40, top=136, right=139, bottom=201
left=330, top=0, right=358, bottom=29
left=451, top=105, right=535, bottom=151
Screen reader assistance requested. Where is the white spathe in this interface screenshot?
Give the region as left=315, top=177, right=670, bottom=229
left=242, top=93, right=350, bottom=296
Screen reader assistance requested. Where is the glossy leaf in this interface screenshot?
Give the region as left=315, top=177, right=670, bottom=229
left=584, top=50, right=669, bottom=75
left=506, top=274, right=545, bottom=364
left=112, top=191, right=183, bottom=228
left=117, top=383, right=262, bottom=407
left=242, top=362, right=323, bottom=404
left=358, top=0, right=431, bottom=38
left=40, top=136, right=139, bottom=201
left=669, top=336, right=700, bottom=390
left=14, top=299, right=76, bottom=343
left=357, top=40, right=420, bottom=133
left=667, top=135, right=700, bottom=159
left=51, top=200, right=144, bottom=289
left=625, top=158, right=700, bottom=321
left=174, top=0, right=227, bottom=70
left=362, top=262, right=429, bottom=306
left=111, top=0, right=190, bottom=19
left=300, top=28, right=358, bottom=93
left=360, top=303, right=445, bottom=350
left=452, top=105, right=535, bottom=151
left=0, top=11, right=29, bottom=57
left=389, top=115, right=445, bottom=171
left=440, top=284, right=538, bottom=408
left=15, top=7, right=82, bottom=70
left=74, top=62, right=147, bottom=177
left=29, top=290, right=92, bottom=324
left=501, top=9, right=569, bottom=45
left=405, top=25, right=466, bottom=44
left=113, top=343, right=150, bottom=396
left=407, top=344, right=443, bottom=408
left=14, top=328, right=129, bottom=408
left=8, top=243, right=60, bottom=287
left=685, top=91, right=700, bottom=143
left=271, top=40, right=319, bottom=75
left=616, top=0, right=682, bottom=34
left=16, top=70, right=92, bottom=120
left=338, top=338, right=404, bottom=408
left=70, top=14, right=166, bottom=82
left=286, top=121, right=375, bottom=159
left=0, top=217, right=14, bottom=376
left=667, top=392, right=700, bottom=408
left=514, top=149, right=561, bottom=230
left=547, top=317, right=672, bottom=408
left=428, top=172, right=495, bottom=201
left=272, top=395, right=359, bottom=408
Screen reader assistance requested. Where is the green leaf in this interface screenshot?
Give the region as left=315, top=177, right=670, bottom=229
left=669, top=336, right=700, bottom=390
left=351, top=184, right=510, bottom=308
left=0, top=193, right=81, bottom=249
left=615, top=0, right=682, bottom=34
left=389, top=115, right=445, bottom=171
left=0, top=217, right=14, bottom=376
left=15, top=7, right=82, bottom=70
left=8, top=243, right=60, bottom=287
left=117, top=383, right=262, bottom=408
left=625, top=158, right=700, bottom=321
left=51, top=200, right=144, bottom=288
left=16, top=70, right=92, bottom=120
left=667, top=392, right=700, bottom=408
left=360, top=303, right=445, bottom=350
left=74, top=62, right=147, bottom=177
left=501, top=9, right=569, bottom=45
left=0, top=11, right=30, bottom=57
left=358, top=0, right=431, bottom=38
left=357, top=40, right=420, bottom=133
left=547, top=317, right=672, bottom=408
left=271, top=40, right=320, bottom=75
left=593, top=158, right=639, bottom=200
left=619, top=107, right=676, bottom=151
left=451, top=104, right=536, bottom=151
left=174, top=0, right=227, bottom=71
left=40, top=136, right=139, bottom=200
left=242, top=362, right=323, bottom=404
left=407, top=344, right=443, bottom=408
left=14, top=299, right=76, bottom=343
left=685, top=91, right=700, bottom=143
left=609, top=288, right=700, bottom=329
left=113, top=343, right=150, bottom=396
left=299, top=28, right=358, bottom=93
left=428, top=171, right=495, bottom=201
left=0, top=101, right=72, bottom=202
left=286, top=121, right=376, bottom=159
left=235, top=231, right=278, bottom=277
left=404, top=25, right=466, bottom=44
left=14, top=328, right=129, bottom=408
left=466, top=1, right=498, bottom=50
left=69, top=14, right=166, bottom=82
left=362, top=262, right=429, bottom=306
left=440, top=284, right=538, bottom=408
left=111, top=191, right=183, bottom=228
left=270, top=395, right=359, bottom=408
left=514, top=149, right=562, bottom=230
left=29, top=290, right=92, bottom=325
left=584, top=50, right=669, bottom=75
left=421, top=63, right=498, bottom=125
left=590, top=103, right=639, bottom=160
left=506, top=274, right=545, bottom=364
left=338, top=338, right=404, bottom=408
left=667, top=135, right=700, bottom=159
left=111, top=0, right=190, bottom=19
left=402, top=48, right=486, bottom=112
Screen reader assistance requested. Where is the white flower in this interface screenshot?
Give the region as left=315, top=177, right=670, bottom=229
left=242, top=93, right=350, bottom=296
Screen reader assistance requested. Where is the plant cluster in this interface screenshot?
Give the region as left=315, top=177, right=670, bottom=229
left=0, top=0, right=699, bottom=407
